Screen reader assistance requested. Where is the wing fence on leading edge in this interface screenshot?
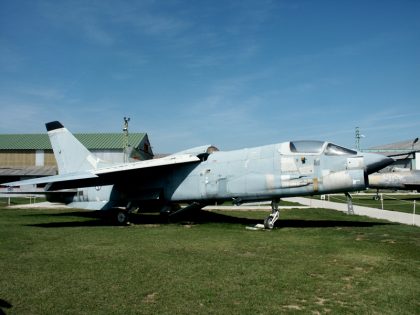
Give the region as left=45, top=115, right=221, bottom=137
left=5, top=154, right=200, bottom=191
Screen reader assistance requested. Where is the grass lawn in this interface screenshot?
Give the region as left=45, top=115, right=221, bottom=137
left=313, top=194, right=420, bottom=214
left=0, top=206, right=419, bottom=314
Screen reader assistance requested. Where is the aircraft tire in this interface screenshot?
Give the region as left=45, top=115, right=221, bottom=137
left=264, top=216, right=274, bottom=229
left=115, top=209, right=130, bottom=225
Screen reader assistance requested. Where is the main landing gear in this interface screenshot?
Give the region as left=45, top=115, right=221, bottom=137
left=116, top=210, right=129, bottom=225
left=345, top=192, right=354, bottom=215
left=114, top=205, right=138, bottom=225
left=264, top=199, right=280, bottom=229
left=373, top=189, right=380, bottom=201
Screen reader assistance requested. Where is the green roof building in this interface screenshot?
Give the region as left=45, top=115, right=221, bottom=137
left=0, top=133, right=153, bottom=182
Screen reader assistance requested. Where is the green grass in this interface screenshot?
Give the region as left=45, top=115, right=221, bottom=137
left=0, top=207, right=419, bottom=314
left=312, top=194, right=420, bottom=214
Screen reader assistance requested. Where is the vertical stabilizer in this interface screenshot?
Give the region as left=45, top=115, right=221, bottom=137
left=46, top=121, right=101, bottom=174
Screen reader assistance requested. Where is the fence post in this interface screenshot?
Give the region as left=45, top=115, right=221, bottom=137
left=413, top=200, right=416, bottom=226
left=380, top=193, right=384, bottom=210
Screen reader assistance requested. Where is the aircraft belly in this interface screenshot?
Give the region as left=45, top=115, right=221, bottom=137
left=66, top=185, right=118, bottom=210
left=67, top=201, right=113, bottom=210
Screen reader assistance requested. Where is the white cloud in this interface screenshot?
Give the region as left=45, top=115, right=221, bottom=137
left=17, top=87, right=65, bottom=101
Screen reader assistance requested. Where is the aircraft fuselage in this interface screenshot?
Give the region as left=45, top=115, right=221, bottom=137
left=60, top=141, right=391, bottom=211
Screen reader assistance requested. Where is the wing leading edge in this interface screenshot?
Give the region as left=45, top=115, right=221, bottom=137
left=5, top=154, right=200, bottom=190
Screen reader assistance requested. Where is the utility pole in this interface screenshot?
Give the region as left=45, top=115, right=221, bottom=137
left=355, top=127, right=365, bottom=151
left=123, top=117, right=130, bottom=163
left=355, top=127, right=360, bottom=151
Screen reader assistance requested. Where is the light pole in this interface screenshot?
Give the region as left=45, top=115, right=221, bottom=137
left=355, top=127, right=365, bottom=151
left=123, top=117, right=130, bottom=163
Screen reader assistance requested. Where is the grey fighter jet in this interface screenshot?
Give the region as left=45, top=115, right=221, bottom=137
left=368, top=146, right=420, bottom=193
left=5, top=121, right=393, bottom=228
left=369, top=170, right=420, bottom=191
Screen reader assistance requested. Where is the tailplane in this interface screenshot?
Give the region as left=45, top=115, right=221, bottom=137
left=46, top=121, right=103, bottom=174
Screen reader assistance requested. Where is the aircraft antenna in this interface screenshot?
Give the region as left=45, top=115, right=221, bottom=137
left=123, top=117, right=130, bottom=163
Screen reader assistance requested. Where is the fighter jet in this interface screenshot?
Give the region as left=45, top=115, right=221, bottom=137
left=5, top=121, right=393, bottom=228
left=368, top=145, right=420, bottom=193
left=369, top=170, right=420, bottom=192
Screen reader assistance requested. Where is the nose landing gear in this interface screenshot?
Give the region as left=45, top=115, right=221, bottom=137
left=264, top=199, right=280, bottom=229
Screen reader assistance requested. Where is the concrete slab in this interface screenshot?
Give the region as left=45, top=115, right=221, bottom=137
left=204, top=205, right=309, bottom=211
left=7, top=201, right=69, bottom=209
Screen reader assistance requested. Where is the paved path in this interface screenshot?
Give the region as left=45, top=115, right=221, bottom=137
left=283, top=197, right=420, bottom=227
left=204, top=204, right=309, bottom=211
left=7, top=201, right=69, bottom=209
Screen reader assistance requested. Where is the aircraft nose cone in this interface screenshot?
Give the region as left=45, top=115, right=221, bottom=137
left=363, top=153, right=394, bottom=174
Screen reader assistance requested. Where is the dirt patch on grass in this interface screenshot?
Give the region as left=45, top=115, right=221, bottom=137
left=315, top=297, right=328, bottom=305
left=282, top=304, right=304, bottom=310
left=143, top=292, right=158, bottom=304
left=381, top=239, right=396, bottom=244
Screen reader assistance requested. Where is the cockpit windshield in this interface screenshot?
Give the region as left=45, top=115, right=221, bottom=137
left=289, top=141, right=325, bottom=153
left=325, top=143, right=357, bottom=156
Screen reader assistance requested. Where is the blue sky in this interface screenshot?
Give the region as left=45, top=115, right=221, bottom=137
left=0, top=0, right=419, bottom=153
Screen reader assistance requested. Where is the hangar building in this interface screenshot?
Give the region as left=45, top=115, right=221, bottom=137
left=365, top=138, right=419, bottom=171
left=0, top=132, right=153, bottom=184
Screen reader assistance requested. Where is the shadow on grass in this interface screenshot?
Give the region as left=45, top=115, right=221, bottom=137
left=26, top=209, right=391, bottom=229
left=26, top=210, right=260, bottom=228
left=0, top=298, right=12, bottom=315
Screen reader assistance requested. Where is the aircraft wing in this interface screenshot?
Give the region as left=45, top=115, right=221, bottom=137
left=4, top=172, right=97, bottom=187
left=5, top=154, right=200, bottom=191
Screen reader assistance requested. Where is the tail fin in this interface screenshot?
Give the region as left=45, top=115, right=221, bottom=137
left=46, top=121, right=101, bottom=174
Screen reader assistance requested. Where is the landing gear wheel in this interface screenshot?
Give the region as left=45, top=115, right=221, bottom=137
left=263, top=199, right=280, bottom=229
left=116, top=210, right=130, bottom=225
left=264, top=216, right=274, bottom=229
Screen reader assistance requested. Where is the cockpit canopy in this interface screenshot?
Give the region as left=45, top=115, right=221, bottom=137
left=289, top=141, right=324, bottom=153
left=324, top=143, right=357, bottom=156
left=289, top=141, right=357, bottom=156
